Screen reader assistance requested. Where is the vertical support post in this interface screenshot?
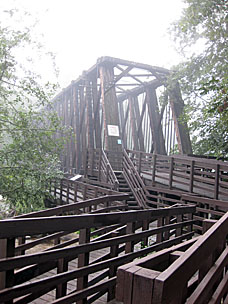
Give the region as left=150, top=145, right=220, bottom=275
left=214, top=164, right=220, bottom=200
left=125, top=222, right=136, bottom=254
left=169, top=157, right=174, bottom=189
left=98, top=149, right=102, bottom=181
left=186, top=213, right=193, bottom=233
left=169, top=83, right=192, bottom=154
left=56, top=258, right=68, bottom=298
left=106, top=164, right=109, bottom=183
left=176, top=214, right=183, bottom=237
left=0, top=239, right=7, bottom=290
left=17, top=237, right=26, bottom=255
left=142, top=219, right=150, bottom=248
left=146, top=87, right=166, bottom=155
left=5, top=238, right=15, bottom=303
left=66, top=182, right=70, bottom=204
left=108, top=232, right=119, bottom=301
left=164, top=216, right=170, bottom=240
left=90, top=149, right=94, bottom=176
left=83, top=149, right=88, bottom=178
left=138, top=152, right=142, bottom=175
left=189, top=160, right=195, bottom=193
left=74, top=182, right=78, bottom=203
left=77, top=228, right=90, bottom=304
left=152, top=154, right=157, bottom=186
left=156, top=217, right=164, bottom=243
left=99, top=64, right=122, bottom=152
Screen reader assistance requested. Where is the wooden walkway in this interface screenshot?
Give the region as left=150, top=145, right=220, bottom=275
left=30, top=248, right=110, bottom=304
left=29, top=228, right=157, bottom=303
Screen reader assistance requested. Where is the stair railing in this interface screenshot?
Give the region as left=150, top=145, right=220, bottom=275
left=122, top=149, right=149, bottom=209
left=99, top=149, right=119, bottom=191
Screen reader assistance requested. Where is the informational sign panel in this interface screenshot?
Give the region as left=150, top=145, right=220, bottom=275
left=107, top=125, right=120, bottom=137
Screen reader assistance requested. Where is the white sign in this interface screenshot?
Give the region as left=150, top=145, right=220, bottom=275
left=107, top=125, right=119, bottom=137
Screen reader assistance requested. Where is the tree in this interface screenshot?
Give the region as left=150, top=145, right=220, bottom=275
left=170, top=0, right=228, bottom=157
left=0, top=12, right=69, bottom=215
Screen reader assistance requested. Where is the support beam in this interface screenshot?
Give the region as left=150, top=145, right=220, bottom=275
left=169, top=83, right=192, bottom=154
left=146, top=87, right=166, bottom=155
left=99, top=64, right=122, bottom=152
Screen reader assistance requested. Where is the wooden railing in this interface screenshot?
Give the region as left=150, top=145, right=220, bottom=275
left=105, top=150, right=123, bottom=171
left=117, top=212, right=228, bottom=304
left=0, top=204, right=195, bottom=303
left=122, top=149, right=149, bottom=209
left=50, top=177, right=121, bottom=205
left=127, top=149, right=228, bottom=200
left=84, top=148, right=119, bottom=190
left=116, top=212, right=228, bottom=304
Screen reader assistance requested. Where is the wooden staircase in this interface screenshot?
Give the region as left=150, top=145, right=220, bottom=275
left=115, top=172, right=139, bottom=209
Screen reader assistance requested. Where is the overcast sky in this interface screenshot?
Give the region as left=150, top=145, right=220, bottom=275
left=1, top=0, right=185, bottom=88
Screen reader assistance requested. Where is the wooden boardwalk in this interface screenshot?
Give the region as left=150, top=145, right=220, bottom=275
left=30, top=248, right=110, bottom=304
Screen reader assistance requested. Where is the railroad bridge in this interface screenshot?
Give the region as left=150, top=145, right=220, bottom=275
left=1, top=58, right=228, bottom=303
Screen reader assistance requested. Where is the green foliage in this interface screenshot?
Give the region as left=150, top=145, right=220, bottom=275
left=170, top=0, right=228, bottom=157
left=0, top=11, right=70, bottom=214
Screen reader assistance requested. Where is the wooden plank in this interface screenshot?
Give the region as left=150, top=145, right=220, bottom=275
left=132, top=268, right=160, bottom=304
left=123, top=266, right=142, bottom=304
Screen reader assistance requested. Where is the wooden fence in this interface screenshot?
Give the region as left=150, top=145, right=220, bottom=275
left=127, top=149, right=228, bottom=200
left=116, top=212, right=228, bottom=304
left=50, top=177, right=121, bottom=205
left=0, top=203, right=195, bottom=303
left=84, top=148, right=120, bottom=190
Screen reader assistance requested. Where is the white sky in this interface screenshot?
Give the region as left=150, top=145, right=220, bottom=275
left=1, top=0, right=185, bottom=89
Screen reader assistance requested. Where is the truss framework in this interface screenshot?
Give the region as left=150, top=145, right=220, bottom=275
left=52, top=57, right=192, bottom=172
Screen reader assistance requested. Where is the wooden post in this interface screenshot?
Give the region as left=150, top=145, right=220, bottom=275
left=56, top=258, right=68, bottom=298
left=156, top=217, right=164, bottom=243
left=77, top=228, right=90, bottom=304
left=108, top=232, right=119, bottom=301
left=0, top=239, right=6, bottom=290
left=142, top=219, right=150, bottom=248
left=138, top=152, right=142, bottom=175
left=214, top=164, right=220, bottom=200
left=5, top=237, right=15, bottom=304
left=169, top=157, right=174, bottom=189
left=125, top=222, right=136, bottom=253
left=189, top=160, right=195, bottom=193
left=152, top=154, right=157, bottom=186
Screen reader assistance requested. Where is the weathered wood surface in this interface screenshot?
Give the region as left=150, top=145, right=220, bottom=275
left=0, top=200, right=195, bottom=303
left=51, top=57, right=192, bottom=173
left=116, top=212, right=228, bottom=304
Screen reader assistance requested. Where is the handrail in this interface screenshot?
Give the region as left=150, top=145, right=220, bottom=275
left=0, top=205, right=196, bottom=238
left=49, top=177, right=121, bottom=206
left=127, top=149, right=228, bottom=201
left=0, top=204, right=195, bottom=303
left=85, top=148, right=119, bottom=190
left=151, top=211, right=228, bottom=303
left=100, top=149, right=119, bottom=190
left=122, top=149, right=149, bottom=209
